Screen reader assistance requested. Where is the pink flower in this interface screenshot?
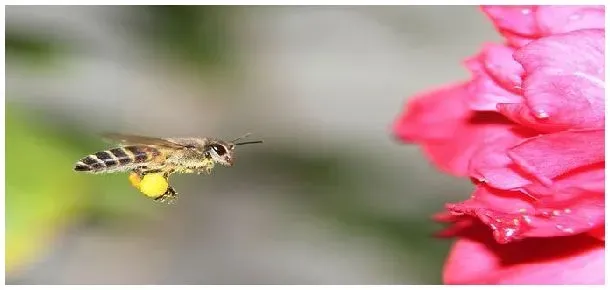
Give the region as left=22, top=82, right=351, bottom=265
left=440, top=218, right=605, bottom=284
left=481, top=5, right=605, bottom=47
left=392, top=5, right=605, bottom=284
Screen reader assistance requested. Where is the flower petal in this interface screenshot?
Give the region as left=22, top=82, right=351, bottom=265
left=447, top=177, right=605, bottom=243
left=497, top=102, right=565, bottom=132
left=481, top=44, right=524, bottom=92
left=505, top=29, right=605, bottom=131
left=481, top=5, right=540, bottom=46
left=465, top=45, right=523, bottom=111
left=393, top=82, right=470, bottom=142
left=446, top=185, right=535, bottom=244
left=515, top=29, right=604, bottom=80
left=468, top=126, right=536, bottom=189
left=531, top=191, right=605, bottom=239
left=499, top=30, right=537, bottom=48
left=523, top=164, right=605, bottom=240
left=536, top=6, right=605, bottom=35
left=508, top=129, right=604, bottom=186
left=524, top=163, right=605, bottom=201
left=443, top=222, right=605, bottom=285
left=393, top=82, right=511, bottom=176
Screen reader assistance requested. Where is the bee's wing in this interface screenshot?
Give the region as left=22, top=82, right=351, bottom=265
left=102, top=133, right=187, bottom=149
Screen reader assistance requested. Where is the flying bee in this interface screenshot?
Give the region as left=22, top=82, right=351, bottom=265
left=73, top=133, right=263, bottom=203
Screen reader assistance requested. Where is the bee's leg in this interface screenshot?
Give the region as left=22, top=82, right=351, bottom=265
left=181, top=167, right=196, bottom=174
left=162, top=168, right=175, bottom=178
left=192, top=165, right=212, bottom=175
left=153, top=185, right=179, bottom=204
left=204, top=162, right=215, bottom=174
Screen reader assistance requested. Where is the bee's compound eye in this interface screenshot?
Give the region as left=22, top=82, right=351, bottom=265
left=212, top=145, right=227, bottom=155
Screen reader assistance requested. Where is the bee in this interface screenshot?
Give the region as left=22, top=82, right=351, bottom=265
left=73, top=133, right=263, bottom=203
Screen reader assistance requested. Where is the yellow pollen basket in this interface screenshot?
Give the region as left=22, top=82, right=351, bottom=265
left=129, top=172, right=169, bottom=198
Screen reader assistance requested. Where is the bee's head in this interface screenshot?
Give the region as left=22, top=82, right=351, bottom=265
left=207, top=141, right=235, bottom=167
left=207, top=134, right=263, bottom=167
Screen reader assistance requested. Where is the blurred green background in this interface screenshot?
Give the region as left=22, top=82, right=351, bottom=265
left=4, top=5, right=497, bottom=284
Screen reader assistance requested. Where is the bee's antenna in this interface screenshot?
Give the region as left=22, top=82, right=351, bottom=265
left=235, top=140, right=263, bottom=146
left=230, top=132, right=263, bottom=146
left=231, top=132, right=252, bottom=143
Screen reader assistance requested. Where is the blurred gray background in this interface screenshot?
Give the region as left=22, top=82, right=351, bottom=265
left=5, top=5, right=499, bottom=284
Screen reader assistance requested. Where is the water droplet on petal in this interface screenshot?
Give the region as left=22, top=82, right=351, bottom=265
left=535, top=110, right=549, bottom=119
left=488, top=215, right=527, bottom=244
left=564, top=208, right=572, bottom=214
left=471, top=176, right=487, bottom=184
left=552, top=209, right=561, bottom=216
left=556, top=224, right=575, bottom=233
left=521, top=8, right=531, bottom=15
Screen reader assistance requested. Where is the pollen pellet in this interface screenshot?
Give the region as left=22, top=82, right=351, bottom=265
left=129, top=172, right=141, bottom=188
left=138, top=173, right=169, bottom=198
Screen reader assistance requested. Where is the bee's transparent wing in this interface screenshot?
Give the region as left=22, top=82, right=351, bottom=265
left=102, top=133, right=186, bottom=149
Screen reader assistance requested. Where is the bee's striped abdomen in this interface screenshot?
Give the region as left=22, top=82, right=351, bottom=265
left=74, top=146, right=159, bottom=173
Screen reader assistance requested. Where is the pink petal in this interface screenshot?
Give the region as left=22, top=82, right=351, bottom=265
left=468, top=126, right=537, bottom=190
left=523, top=164, right=605, bottom=240
left=466, top=62, right=520, bottom=111
left=588, top=225, right=604, bottom=241
left=443, top=224, right=605, bottom=284
left=554, top=163, right=605, bottom=194
left=499, top=29, right=536, bottom=48
left=536, top=6, right=605, bottom=35
left=393, top=82, right=470, bottom=142
left=481, top=6, right=540, bottom=45
left=531, top=192, right=605, bottom=239
left=446, top=186, right=535, bottom=244
left=481, top=44, right=524, bottom=92
left=464, top=45, right=523, bottom=111
left=393, top=82, right=512, bottom=176
left=497, top=102, right=570, bottom=132
left=447, top=178, right=605, bottom=243
left=434, top=212, right=476, bottom=238
left=508, top=129, right=605, bottom=186
left=525, top=163, right=605, bottom=198
left=514, top=29, right=604, bottom=80
left=503, top=29, right=605, bottom=131
left=481, top=5, right=605, bottom=48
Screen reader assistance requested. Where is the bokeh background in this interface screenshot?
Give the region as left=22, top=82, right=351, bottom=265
left=5, top=5, right=500, bottom=284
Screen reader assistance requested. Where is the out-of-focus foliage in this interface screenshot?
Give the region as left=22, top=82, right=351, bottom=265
left=5, top=30, right=65, bottom=67
left=5, top=105, right=85, bottom=273
left=5, top=104, right=162, bottom=275
left=128, top=6, right=234, bottom=72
